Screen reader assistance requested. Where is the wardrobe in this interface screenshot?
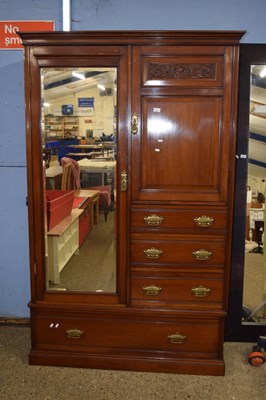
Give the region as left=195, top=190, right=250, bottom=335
left=19, top=30, right=244, bottom=375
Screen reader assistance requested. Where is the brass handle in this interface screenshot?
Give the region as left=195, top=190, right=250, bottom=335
left=121, top=170, right=128, bottom=191
left=131, top=112, right=138, bottom=135
left=143, top=247, right=163, bottom=259
left=66, top=328, right=84, bottom=339
left=192, top=249, right=212, bottom=261
left=191, top=285, right=211, bottom=297
left=144, top=214, right=164, bottom=226
left=168, top=333, right=186, bottom=344
left=193, top=215, right=214, bottom=227
left=143, top=284, right=162, bottom=295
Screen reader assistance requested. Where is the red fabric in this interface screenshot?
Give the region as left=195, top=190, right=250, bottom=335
left=61, top=157, right=81, bottom=189
left=61, top=157, right=112, bottom=221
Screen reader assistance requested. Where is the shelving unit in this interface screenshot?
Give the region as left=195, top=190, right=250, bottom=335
left=47, top=209, right=83, bottom=284
left=45, top=115, right=79, bottom=138
left=63, top=116, right=79, bottom=136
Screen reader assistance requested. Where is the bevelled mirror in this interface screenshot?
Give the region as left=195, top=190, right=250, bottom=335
left=226, top=45, right=266, bottom=341
left=41, top=67, right=117, bottom=293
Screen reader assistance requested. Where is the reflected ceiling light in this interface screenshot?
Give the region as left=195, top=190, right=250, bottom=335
left=259, top=67, right=266, bottom=78
left=97, top=84, right=106, bottom=91
left=72, top=71, right=85, bottom=80
left=43, top=102, right=50, bottom=107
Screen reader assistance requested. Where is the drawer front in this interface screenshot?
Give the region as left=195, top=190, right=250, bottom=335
left=131, top=237, right=226, bottom=265
left=131, top=207, right=227, bottom=233
left=33, top=312, right=221, bottom=357
left=130, top=275, right=224, bottom=309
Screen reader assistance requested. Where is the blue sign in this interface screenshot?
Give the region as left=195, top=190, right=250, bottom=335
left=78, top=97, right=94, bottom=108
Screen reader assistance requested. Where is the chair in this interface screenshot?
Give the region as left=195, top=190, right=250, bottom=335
left=88, top=185, right=111, bottom=222
left=61, top=157, right=111, bottom=222
left=43, top=148, right=51, bottom=169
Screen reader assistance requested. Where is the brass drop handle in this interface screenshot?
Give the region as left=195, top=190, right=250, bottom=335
left=131, top=112, right=138, bottom=135
left=144, top=214, right=164, bottom=226
left=143, top=247, right=163, bottom=259
left=193, top=215, right=214, bottom=227
left=192, top=249, right=212, bottom=261
left=66, top=328, right=84, bottom=339
left=121, top=170, right=128, bottom=191
left=143, top=284, right=162, bottom=295
left=191, top=285, right=211, bottom=297
left=168, top=333, right=186, bottom=344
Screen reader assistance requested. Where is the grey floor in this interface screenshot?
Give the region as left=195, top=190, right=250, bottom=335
left=1, top=325, right=266, bottom=400
left=59, top=211, right=116, bottom=292
left=243, top=251, right=264, bottom=308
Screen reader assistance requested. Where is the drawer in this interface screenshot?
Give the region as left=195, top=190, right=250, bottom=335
left=131, top=207, right=227, bottom=233
left=32, top=311, right=222, bottom=359
left=131, top=236, right=226, bottom=265
left=130, top=274, right=224, bottom=309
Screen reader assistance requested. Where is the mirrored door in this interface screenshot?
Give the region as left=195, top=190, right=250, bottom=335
left=42, top=67, right=117, bottom=293
left=242, top=64, right=266, bottom=323
left=226, top=45, right=266, bottom=341
left=25, top=45, right=129, bottom=302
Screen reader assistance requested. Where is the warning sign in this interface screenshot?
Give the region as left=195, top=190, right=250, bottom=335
left=0, top=20, right=54, bottom=50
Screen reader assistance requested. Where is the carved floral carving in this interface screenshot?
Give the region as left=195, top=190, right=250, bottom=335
left=147, top=63, right=216, bottom=80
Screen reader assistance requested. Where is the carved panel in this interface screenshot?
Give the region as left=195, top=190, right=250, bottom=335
left=142, top=55, right=223, bottom=87
left=147, top=62, right=216, bottom=80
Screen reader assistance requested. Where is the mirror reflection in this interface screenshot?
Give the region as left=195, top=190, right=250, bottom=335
left=41, top=67, right=117, bottom=293
left=242, top=64, right=266, bottom=323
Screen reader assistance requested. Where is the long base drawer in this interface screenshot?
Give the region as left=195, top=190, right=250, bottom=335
left=30, top=309, right=225, bottom=375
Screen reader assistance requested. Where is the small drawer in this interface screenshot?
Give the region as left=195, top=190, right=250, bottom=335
left=131, top=207, right=227, bottom=233
left=130, top=274, right=224, bottom=309
left=131, top=236, right=226, bottom=265
left=33, top=311, right=222, bottom=358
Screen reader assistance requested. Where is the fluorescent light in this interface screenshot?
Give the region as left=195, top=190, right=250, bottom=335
left=97, top=84, right=106, bottom=91
left=43, top=102, right=50, bottom=107
left=260, top=67, right=266, bottom=78
left=63, top=0, right=71, bottom=31
left=72, top=71, right=85, bottom=80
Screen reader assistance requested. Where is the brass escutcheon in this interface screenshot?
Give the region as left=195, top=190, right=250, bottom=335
left=143, top=284, right=162, bottom=295
left=193, top=215, right=214, bottom=227
left=66, top=328, right=84, bottom=339
left=191, top=285, right=211, bottom=297
left=143, top=247, right=163, bottom=259
left=144, top=214, right=164, bottom=226
left=192, top=249, right=212, bottom=261
left=121, top=170, right=128, bottom=191
left=131, top=112, right=138, bottom=135
left=167, top=333, right=186, bottom=344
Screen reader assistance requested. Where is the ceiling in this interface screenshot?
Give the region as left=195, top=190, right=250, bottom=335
left=42, top=68, right=117, bottom=101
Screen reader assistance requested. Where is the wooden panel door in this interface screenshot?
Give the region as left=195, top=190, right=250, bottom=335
left=131, top=46, right=236, bottom=204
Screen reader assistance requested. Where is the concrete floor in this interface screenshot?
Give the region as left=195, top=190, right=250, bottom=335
left=1, top=325, right=266, bottom=400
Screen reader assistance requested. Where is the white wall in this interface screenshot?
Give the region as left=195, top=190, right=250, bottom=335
left=47, top=87, right=115, bottom=137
